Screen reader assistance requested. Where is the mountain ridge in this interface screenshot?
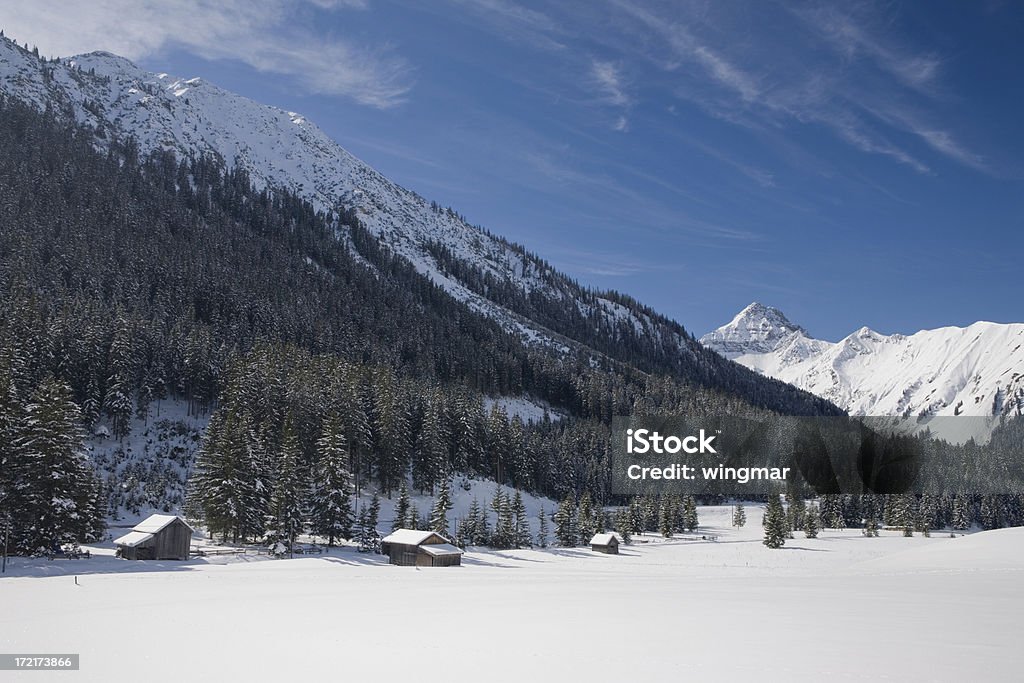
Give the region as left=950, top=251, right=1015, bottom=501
left=701, top=303, right=1024, bottom=424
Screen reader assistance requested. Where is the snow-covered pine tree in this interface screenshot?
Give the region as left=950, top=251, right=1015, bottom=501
left=863, top=507, right=880, bottom=537
left=682, top=496, right=699, bottom=532
left=407, top=503, right=421, bottom=531
left=732, top=502, right=747, bottom=528
left=369, top=493, right=381, bottom=531
left=952, top=494, right=970, bottom=530
left=414, top=389, right=449, bottom=494
left=265, top=421, right=307, bottom=552
left=918, top=493, right=937, bottom=533
left=615, top=507, right=631, bottom=545
left=628, top=499, right=644, bottom=537
left=537, top=506, right=549, bottom=548
left=803, top=504, right=820, bottom=538
left=16, top=378, right=102, bottom=552
left=786, top=492, right=805, bottom=532
left=763, top=494, right=787, bottom=549
left=310, top=415, right=353, bottom=545
left=393, top=480, right=411, bottom=531
left=0, top=357, right=24, bottom=550
left=554, top=494, right=577, bottom=547
left=355, top=494, right=383, bottom=553
left=658, top=496, right=674, bottom=538
left=577, top=492, right=595, bottom=545
left=430, top=480, right=454, bottom=537
left=819, top=494, right=842, bottom=529
left=512, top=490, right=531, bottom=548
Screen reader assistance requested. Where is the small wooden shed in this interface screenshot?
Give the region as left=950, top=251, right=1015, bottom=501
left=380, top=529, right=464, bottom=567
left=114, top=514, right=194, bottom=560
left=590, top=533, right=620, bottom=554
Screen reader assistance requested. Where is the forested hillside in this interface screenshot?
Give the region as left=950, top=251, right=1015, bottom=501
left=0, top=85, right=1019, bottom=554
left=0, top=95, right=843, bottom=551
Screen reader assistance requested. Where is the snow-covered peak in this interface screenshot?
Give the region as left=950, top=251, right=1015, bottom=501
left=701, top=304, right=1024, bottom=439
left=700, top=302, right=808, bottom=358
left=0, top=36, right=570, bottom=346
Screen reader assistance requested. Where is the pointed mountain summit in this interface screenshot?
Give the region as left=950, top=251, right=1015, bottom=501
left=700, top=302, right=808, bottom=358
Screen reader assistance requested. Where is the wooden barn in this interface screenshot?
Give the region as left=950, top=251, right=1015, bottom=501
left=114, top=514, right=194, bottom=560
left=380, top=529, right=464, bottom=567
left=590, top=533, right=620, bottom=554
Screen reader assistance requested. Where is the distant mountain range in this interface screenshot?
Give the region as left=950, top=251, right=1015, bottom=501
left=702, top=303, right=1024, bottom=426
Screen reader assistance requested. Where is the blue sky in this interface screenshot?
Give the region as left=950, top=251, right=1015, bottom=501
left=6, top=0, right=1023, bottom=339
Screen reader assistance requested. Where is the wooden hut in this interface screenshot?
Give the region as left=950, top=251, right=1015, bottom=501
left=590, top=533, right=620, bottom=554
left=380, top=529, right=464, bottom=567
left=114, top=514, right=194, bottom=560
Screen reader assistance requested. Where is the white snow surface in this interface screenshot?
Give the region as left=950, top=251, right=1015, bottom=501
left=483, top=394, right=563, bottom=423
left=380, top=529, right=447, bottom=545
left=131, top=513, right=191, bottom=534
left=702, top=302, right=1024, bottom=439
left=3, top=505, right=1022, bottom=681
left=109, top=530, right=152, bottom=548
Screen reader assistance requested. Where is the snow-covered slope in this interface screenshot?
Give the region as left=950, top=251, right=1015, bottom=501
left=0, top=37, right=650, bottom=352
left=701, top=303, right=1024, bottom=425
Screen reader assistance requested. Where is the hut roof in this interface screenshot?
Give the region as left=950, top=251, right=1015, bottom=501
left=133, top=514, right=193, bottom=534
left=419, top=543, right=464, bottom=557
left=114, top=531, right=155, bottom=548
left=590, top=533, right=619, bottom=546
left=381, top=529, right=448, bottom=546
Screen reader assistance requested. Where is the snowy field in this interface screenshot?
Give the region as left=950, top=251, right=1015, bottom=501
left=2, top=505, right=1022, bottom=682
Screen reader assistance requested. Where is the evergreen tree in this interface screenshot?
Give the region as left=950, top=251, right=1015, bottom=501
left=577, top=492, right=595, bottom=545
left=615, top=507, right=632, bottom=545
left=393, top=480, right=411, bottom=531
left=355, top=496, right=383, bottom=553
left=537, top=507, right=549, bottom=548
left=430, top=480, right=454, bottom=537
left=732, top=502, right=747, bottom=528
left=763, top=494, right=787, bottom=549
left=511, top=490, right=531, bottom=548
left=628, top=500, right=644, bottom=537
left=554, top=494, right=577, bottom=547
left=309, top=415, right=353, bottom=546
left=265, top=421, right=307, bottom=552
left=803, top=504, right=820, bottom=539
left=682, top=496, right=699, bottom=532
left=16, top=378, right=101, bottom=552
left=952, top=494, right=970, bottom=530
left=658, top=496, right=674, bottom=538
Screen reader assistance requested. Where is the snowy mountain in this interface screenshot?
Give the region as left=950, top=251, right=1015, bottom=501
left=0, top=37, right=659, bottom=353
left=0, top=39, right=540, bottom=337
left=701, top=303, right=1024, bottom=425
left=0, top=35, right=839, bottom=417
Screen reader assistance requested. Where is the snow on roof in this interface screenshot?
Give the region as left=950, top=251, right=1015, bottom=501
left=418, top=543, right=464, bottom=557
left=133, top=514, right=193, bottom=534
left=381, top=529, right=448, bottom=546
left=114, top=531, right=154, bottom=548
left=590, top=533, right=619, bottom=546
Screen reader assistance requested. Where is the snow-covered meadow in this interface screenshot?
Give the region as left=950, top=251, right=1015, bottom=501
left=2, top=505, right=1021, bottom=682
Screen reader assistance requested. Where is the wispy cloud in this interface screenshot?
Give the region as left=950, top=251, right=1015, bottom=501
left=550, top=247, right=678, bottom=277
left=590, top=60, right=630, bottom=106
left=1, top=0, right=412, bottom=108
left=589, top=59, right=632, bottom=131
left=602, top=0, right=988, bottom=175
left=443, top=0, right=566, bottom=51
left=792, top=4, right=942, bottom=92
